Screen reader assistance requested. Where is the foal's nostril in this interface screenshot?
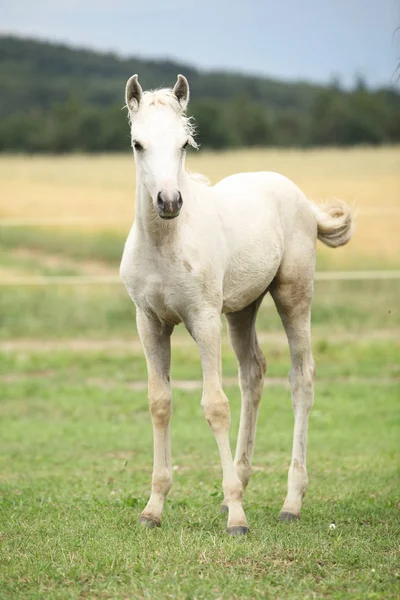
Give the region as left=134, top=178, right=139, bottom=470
left=176, top=192, right=183, bottom=210
left=157, top=191, right=164, bottom=210
left=156, top=190, right=182, bottom=218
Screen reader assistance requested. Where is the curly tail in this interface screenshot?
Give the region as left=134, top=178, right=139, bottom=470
left=309, top=199, right=354, bottom=248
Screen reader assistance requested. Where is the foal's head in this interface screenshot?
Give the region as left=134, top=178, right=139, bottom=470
left=125, top=74, right=197, bottom=220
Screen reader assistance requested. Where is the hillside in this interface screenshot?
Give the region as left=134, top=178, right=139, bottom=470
left=0, top=35, right=399, bottom=151
left=0, top=35, right=322, bottom=116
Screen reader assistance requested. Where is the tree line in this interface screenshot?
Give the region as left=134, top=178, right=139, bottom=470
left=0, top=36, right=399, bottom=152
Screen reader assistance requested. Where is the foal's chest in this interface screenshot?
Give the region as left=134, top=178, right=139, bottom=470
left=121, top=249, right=188, bottom=324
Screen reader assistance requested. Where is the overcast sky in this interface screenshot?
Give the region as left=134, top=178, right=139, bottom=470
left=1, top=0, right=399, bottom=87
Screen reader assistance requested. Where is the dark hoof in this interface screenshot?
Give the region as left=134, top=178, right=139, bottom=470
left=279, top=511, right=299, bottom=522
left=138, top=515, right=161, bottom=528
left=220, top=504, right=229, bottom=513
left=227, top=525, right=249, bottom=536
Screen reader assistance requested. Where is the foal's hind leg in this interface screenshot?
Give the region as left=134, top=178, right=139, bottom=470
left=270, top=274, right=315, bottom=521
left=219, top=299, right=266, bottom=511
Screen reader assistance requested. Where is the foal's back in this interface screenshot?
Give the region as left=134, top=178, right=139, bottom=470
left=214, top=170, right=316, bottom=243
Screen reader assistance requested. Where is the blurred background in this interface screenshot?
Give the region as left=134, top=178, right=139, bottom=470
left=0, top=0, right=399, bottom=340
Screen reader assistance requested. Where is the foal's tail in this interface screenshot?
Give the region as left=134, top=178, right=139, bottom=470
left=309, top=199, right=354, bottom=248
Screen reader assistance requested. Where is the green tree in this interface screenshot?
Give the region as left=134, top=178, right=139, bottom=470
left=190, top=100, right=236, bottom=149
left=230, top=96, right=275, bottom=146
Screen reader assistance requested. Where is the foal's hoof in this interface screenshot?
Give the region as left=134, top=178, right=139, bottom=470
left=220, top=503, right=229, bottom=513
left=279, top=511, right=299, bottom=522
left=227, top=525, right=249, bottom=536
left=138, top=515, right=161, bottom=528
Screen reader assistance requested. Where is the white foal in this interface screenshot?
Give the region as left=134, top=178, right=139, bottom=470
left=120, top=74, right=354, bottom=535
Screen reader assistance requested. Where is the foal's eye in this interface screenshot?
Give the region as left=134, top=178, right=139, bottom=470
left=182, top=141, right=189, bottom=151
left=133, top=140, right=144, bottom=152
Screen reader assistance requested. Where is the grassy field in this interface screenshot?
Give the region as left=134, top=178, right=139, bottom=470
left=0, top=342, right=399, bottom=599
left=0, top=148, right=399, bottom=598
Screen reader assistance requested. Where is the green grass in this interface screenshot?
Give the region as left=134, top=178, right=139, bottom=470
left=1, top=279, right=400, bottom=339
left=0, top=227, right=126, bottom=265
left=1, top=338, right=399, bottom=381
left=0, top=343, right=399, bottom=599
left=0, top=247, right=82, bottom=277
left=1, top=221, right=400, bottom=598
left=1, top=224, right=400, bottom=272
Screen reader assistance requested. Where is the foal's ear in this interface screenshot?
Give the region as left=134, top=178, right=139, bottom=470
left=173, top=74, right=190, bottom=110
left=125, top=74, right=143, bottom=111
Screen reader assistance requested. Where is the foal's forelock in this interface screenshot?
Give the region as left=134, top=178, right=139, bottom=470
left=127, top=89, right=198, bottom=150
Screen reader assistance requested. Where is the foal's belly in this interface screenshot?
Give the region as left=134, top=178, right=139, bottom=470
left=222, top=266, right=278, bottom=313
left=221, top=237, right=283, bottom=313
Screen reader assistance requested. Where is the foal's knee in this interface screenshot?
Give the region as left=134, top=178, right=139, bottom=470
left=149, top=392, right=172, bottom=428
left=202, top=390, right=230, bottom=432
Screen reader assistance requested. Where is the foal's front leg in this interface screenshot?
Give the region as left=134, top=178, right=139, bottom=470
left=189, top=311, right=248, bottom=535
left=136, top=309, right=173, bottom=528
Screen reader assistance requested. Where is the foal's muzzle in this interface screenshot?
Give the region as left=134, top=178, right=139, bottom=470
left=156, top=190, right=183, bottom=219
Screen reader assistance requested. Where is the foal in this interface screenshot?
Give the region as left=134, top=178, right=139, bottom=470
left=120, top=74, right=353, bottom=535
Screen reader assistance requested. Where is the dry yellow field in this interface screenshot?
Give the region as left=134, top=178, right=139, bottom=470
left=0, top=147, right=399, bottom=268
